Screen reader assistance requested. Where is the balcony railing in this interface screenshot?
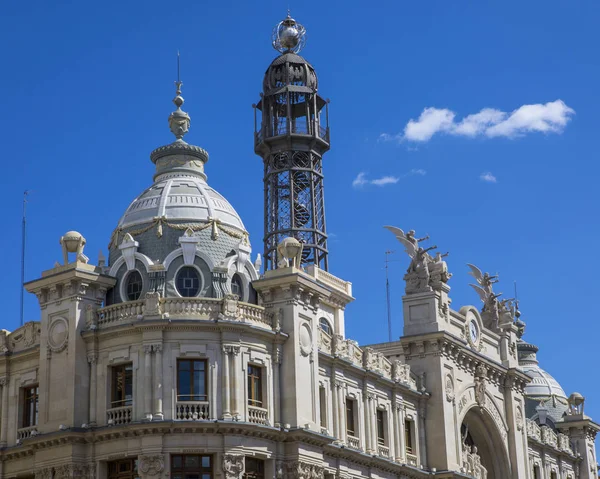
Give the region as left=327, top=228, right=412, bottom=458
left=175, top=401, right=210, bottom=420
left=96, top=297, right=270, bottom=331
left=378, top=445, right=390, bottom=458
left=248, top=405, right=269, bottom=426
left=255, top=123, right=329, bottom=145
left=406, top=452, right=418, bottom=466
left=107, top=405, right=132, bottom=425
left=346, top=435, right=360, bottom=450
left=17, top=425, right=38, bottom=441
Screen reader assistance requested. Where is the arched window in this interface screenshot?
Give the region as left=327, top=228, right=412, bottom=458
left=231, top=274, right=243, bottom=298
left=125, top=270, right=143, bottom=301
left=176, top=267, right=201, bottom=297
left=319, top=317, right=333, bottom=335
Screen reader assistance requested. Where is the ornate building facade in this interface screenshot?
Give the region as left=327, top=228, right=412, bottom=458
left=0, top=13, right=597, bottom=479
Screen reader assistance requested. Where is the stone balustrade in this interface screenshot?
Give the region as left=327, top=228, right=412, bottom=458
left=557, top=432, right=573, bottom=453
left=526, top=419, right=541, bottom=441
left=541, top=426, right=558, bottom=448
left=406, top=453, right=418, bottom=466
left=378, top=445, right=390, bottom=458
left=248, top=405, right=269, bottom=425
left=347, top=435, right=360, bottom=450
left=97, top=300, right=144, bottom=326
left=319, top=334, right=413, bottom=387
left=96, top=297, right=270, bottom=330
left=175, top=401, right=210, bottom=420
left=16, top=425, right=38, bottom=441
left=306, top=265, right=352, bottom=296
left=107, top=405, right=132, bottom=425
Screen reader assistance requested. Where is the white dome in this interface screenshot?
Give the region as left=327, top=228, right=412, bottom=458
left=521, top=364, right=568, bottom=400
left=118, top=176, right=246, bottom=233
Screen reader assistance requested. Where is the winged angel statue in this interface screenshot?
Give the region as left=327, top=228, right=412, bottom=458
left=467, top=264, right=516, bottom=329
left=385, top=226, right=452, bottom=293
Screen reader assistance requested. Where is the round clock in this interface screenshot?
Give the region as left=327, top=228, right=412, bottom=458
left=469, top=320, right=479, bottom=344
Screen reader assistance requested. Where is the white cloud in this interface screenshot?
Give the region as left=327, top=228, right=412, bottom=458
left=370, top=176, right=400, bottom=186
left=383, top=100, right=575, bottom=143
left=352, top=172, right=369, bottom=187
left=352, top=170, right=426, bottom=188
left=480, top=172, right=497, bottom=183
left=404, top=107, right=456, bottom=142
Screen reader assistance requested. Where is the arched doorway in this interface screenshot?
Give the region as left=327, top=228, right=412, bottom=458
left=461, top=407, right=511, bottom=479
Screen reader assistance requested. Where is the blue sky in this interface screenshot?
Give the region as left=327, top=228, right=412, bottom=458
left=1, top=0, right=599, bottom=436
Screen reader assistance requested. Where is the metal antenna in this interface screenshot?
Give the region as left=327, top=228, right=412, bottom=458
left=177, top=50, right=181, bottom=84
left=20, top=190, right=30, bottom=326
left=385, top=250, right=394, bottom=342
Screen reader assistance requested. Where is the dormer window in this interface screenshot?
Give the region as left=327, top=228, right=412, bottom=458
left=176, top=266, right=201, bottom=297
left=125, top=270, right=143, bottom=301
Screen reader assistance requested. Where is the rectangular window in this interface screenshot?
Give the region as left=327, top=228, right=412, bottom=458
left=171, top=455, right=212, bottom=479
left=319, top=386, right=327, bottom=428
left=247, top=365, right=263, bottom=407
left=533, top=466, right=540, bottom=479
left=346, top=398, right=356, bottom=436
left=244, top=458, right=264, bottom=479
left=177, top=359, right=208, bottom=402
left=405, top=420, right=414, bottom=454
left=22, top=386, right=39, bottom=427
left=111, top=363, right=133, bottom=408
left=108, top=459, right=138, bottom=479
left=377, top=409, right=386, bottom=445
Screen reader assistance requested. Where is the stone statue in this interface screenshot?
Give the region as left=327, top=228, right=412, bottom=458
left=468, top=263, right=507, bottom=329
left=385, top=226, right=452, bottom=294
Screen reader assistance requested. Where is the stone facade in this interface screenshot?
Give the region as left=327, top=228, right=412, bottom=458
left=2, top=12, right=597, bottom=479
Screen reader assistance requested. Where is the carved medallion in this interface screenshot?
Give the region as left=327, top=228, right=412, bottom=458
left=47, top=317, right=69, bottom=353
left=222, top=454, right=245, bottom=479
left=138, top=455, right=165, bottom=476
left=299, top=322, right=312, bottom=356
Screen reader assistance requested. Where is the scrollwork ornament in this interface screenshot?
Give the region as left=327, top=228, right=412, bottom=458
left=138, top=455, right=165, bottom=477
left=222, top=454, right=245, bottom=479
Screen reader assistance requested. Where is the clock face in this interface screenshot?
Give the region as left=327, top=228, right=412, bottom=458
left=469, top=320, right=479, bottom=343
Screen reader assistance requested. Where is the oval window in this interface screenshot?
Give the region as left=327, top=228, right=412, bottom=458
left=125, top=270, right=143, bottom=301
left=176, top=266, right=201, bottom=297
left=231, top=273, right=243, bottom=299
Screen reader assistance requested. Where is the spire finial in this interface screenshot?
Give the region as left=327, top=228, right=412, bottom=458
left=169, top=51, right=190, bottom=141
left=272, top=12, right=306, bottom=54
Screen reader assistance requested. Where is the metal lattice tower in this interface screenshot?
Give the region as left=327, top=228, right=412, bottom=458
left=254, top=13, right=331, bottom=271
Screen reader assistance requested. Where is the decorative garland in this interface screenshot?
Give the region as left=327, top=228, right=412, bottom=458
left=108, top=216, right=249, bottom=249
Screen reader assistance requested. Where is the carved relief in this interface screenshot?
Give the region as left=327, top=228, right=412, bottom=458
left=138, top=455, right=165, bottom=476
left=35, top=468, right=53, bottom=479
left=392, top=360, right=410, bottom=384
left=516, top=406, right=523, bottom=431
left=283, top=461, right=324, bottom=479
left=144, top=291, right=162, bottom=316
left=222, top=294, right=240, bottom=319
left=299, top=322, right=312, bottom=357
left=445, top=374, right=454, bottom=402
left=11, top=321, right=40, bottom=352
left=474, top=364, right=487, bottom=407
left=222, top=454, right=245, bottom=479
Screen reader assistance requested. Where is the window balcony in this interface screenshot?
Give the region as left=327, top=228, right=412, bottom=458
left=107, top=405, right=132, bottom=425
left=175, top=401, right=210, bottom=420
left=406, top=452, right=418, bottom=466
left=247, top=405, right=269, bottom=426
left=346, top=435, right=360, bottom=450
left=17, top=425, right=38, bottom=441
left=377, top=445, right=390, bottom=458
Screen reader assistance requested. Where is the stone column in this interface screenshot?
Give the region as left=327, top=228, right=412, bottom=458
left=331, top=379, right=339, bottom=439
left=222, top=346, right=231, bottom=419
left=153, top=344, right=163, bottom=420
left=272, top=345, right=281, bottom=426
left=230, top=346, right=241, bottom=418
left=337, top=382, right=346, bottom=443
left=0, top=376, right=9, bottom=446
left=143, top=345, right=153, bottom=421
left=364, top=392, right=372, bottom=453
left=392, top=402, right=401, bottom=461
left=87, top=354, right=98, bottom=426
